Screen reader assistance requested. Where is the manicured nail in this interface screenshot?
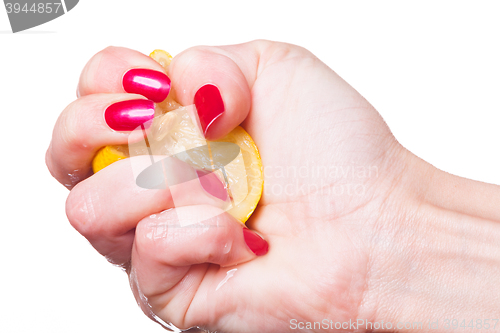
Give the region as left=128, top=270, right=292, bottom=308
left=196, top=169, right=228, bottom=201
left=123, top=68, right=171, bottom=103
left=194, top=84, right=224, bottom=137
left=105, top=99, right=155, bottom=131
left=242, top=228, right=269, bottom=256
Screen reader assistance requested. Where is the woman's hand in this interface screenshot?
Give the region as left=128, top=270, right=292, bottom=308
left=46, top=41, right=500, bottom=332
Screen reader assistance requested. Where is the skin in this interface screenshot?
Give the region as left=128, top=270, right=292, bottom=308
left=46, top=40, right=500, bottom=332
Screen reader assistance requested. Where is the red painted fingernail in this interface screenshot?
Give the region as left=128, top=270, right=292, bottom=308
left=105, top=99, right=155, bottom=131
left=242, top=228, right=269, bottom=256
left=196, top=169, right=228, bottom=201
left=123, top=68, right=171, bottom=103
left=194, top=84, right=224, bottom=138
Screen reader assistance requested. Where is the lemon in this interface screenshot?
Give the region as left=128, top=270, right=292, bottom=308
left=150, top=49, right=181, bottom=113
left=213, top=127, right=263, bottom=222
left=91, top=49, right=263, bottom=223
left=92, top=145, right=128, bottom=173
left=149, top=49, right=172, bottom=68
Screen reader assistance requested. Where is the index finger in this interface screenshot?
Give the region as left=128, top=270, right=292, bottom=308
left=77, top=46, right=168, bottom=99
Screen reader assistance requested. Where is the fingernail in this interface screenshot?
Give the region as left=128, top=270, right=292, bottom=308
left=105, top=99, right=155, bottom=131
left=242, top=228, right=269, bottom=256
left=123, top=68, right=171, bottom=103
left=194, top=84, right=224, bottom=137
left=196, top=169, right=228, bottom=201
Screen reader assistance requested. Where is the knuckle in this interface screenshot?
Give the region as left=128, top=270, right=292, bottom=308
left=65, top=182, right=102, bottom=240
left=173, top=45, right=222, bottom=70
left=79, top=46, right=120, bottom=94
left=57, top=102, right=81, bottom=147
left=260, top=40, right=316, bottom=66
left=207, top=218, right=233, bottom=260
left=56, top=99, right=96, bottom=151
left=79, top=51, right=103, bottom=94
left=101, top=45, right=121, bottom=54
left=134, top=213, right=172, bottom=261
left=177, top=45, right=209, bottom=58
left=249, top=38, right=274, bottom=50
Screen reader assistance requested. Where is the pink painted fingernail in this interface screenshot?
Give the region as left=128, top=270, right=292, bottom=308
left=123, top=68, right=171, bottom=103
left=196, top=169, right=228, bottom=201
left=194, top=84, right=224, bottom=138
left=105, top=99, right=155, bottom=131
left=243, top=228, right=269, bottom=256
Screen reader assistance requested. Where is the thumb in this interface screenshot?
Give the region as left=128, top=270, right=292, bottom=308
left=130, top=205, right=268, bottom=324
left=168, top=43, right=259, bottom=140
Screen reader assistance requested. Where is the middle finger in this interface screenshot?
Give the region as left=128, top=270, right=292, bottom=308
left=46, top=93, right=154, bottom=188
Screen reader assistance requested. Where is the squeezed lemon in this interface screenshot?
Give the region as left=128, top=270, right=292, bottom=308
left=92, top=49, right=263, bottom=223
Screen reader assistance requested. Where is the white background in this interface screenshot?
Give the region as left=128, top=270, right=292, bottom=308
left=1, top=1, right=499, bottom=332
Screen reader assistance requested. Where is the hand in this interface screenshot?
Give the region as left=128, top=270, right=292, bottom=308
left=46, top=41, right=500, bottom=332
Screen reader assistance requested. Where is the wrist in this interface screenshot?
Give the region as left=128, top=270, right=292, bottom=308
left=363, top=149, right=500, bottom=332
